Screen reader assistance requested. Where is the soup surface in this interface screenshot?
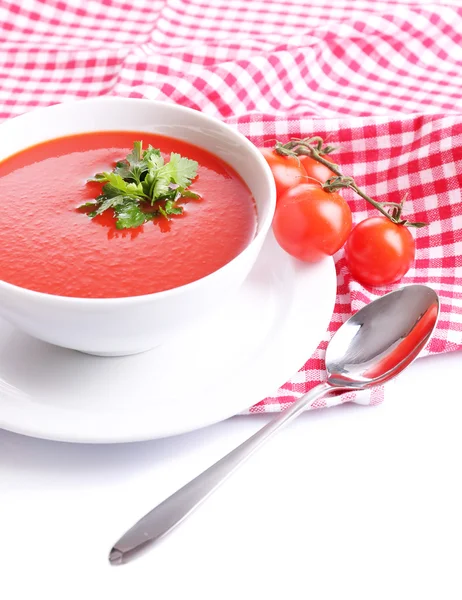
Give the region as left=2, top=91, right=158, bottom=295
left=0, top=132, right=257, bottom=298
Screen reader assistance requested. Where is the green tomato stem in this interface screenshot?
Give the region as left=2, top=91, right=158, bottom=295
left=275, top=138, right=430, bottom=227
left=275, top=139, right=402, bottom=224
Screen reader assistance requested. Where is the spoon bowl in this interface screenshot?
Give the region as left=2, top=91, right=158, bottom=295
left=109, top=284, right=439, bottom=565
left=326, top=284, right=439, bottom=388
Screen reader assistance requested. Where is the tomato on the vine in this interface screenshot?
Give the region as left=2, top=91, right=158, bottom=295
left=260, top=148, right=307, bottom=201
left=264, top=136, right=424, bottom=281
left=344, top=216, right=415, bottom=286
left=272, top=183, right=352, bottom=263
left=299, top=155, right=336, bottom=184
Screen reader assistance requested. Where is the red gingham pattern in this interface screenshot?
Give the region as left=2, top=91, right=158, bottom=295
left=0, top=0, right=461, bottom=412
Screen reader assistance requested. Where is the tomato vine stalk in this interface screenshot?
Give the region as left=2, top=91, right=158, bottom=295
left=274, top=137, right=426, bottom=228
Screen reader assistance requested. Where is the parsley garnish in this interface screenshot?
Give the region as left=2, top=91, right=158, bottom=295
left=81, top=141, right=199, bottom=229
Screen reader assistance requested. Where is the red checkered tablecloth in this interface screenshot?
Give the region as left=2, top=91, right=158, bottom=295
left=0, top=0, right=461, bottom=412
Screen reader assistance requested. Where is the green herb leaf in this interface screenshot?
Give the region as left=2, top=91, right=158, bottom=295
left=127, top=141, right=143, bottom=166
left=84, top=141, right=199, bottom=229
left=157, top=205, right=168, bottom=220
left=103, top=173, right=144, bottom=197
left=114, top=200, right=148, bottom=230
left=164, top=200, right=183, bottom=216
left=87, top=172, right=108, bottom=183
left=181, top=189, right=201, bottom=200
left=141, top=171, right=156, bottom=199
left=151, top=172, right=171, bottom=201
left=113, top=160, right=132, bottom=180
left=78, top=201, right=99, bottom=210
left=93, top=195, right=126, bottom=216
left=143, top=146, right=164, bottom=171
left=162, top=152, right=198, bottom=189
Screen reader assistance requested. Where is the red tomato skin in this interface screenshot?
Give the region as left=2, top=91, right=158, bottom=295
left=260, top=148, right=307, bottom=200
left=299, top=155, right=336, bottom=184
left=272, top=183, right=352, bottom=263
left=345, top=216, right=415, bottom=287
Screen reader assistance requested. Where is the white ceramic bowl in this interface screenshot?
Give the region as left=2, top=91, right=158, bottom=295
left=0, top=98, right=276, bottom=356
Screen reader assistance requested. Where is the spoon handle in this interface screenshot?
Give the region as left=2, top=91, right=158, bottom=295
left=109, top=381, right=333, bottom=565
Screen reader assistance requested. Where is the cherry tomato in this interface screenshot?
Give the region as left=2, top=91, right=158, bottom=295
left=260, top=148, right=307, bottom=201
left=344, top=216, right=415, bottom=286
left=272, top=183, right=352, bottom=262
left=299, top=155, right=336, bottom=184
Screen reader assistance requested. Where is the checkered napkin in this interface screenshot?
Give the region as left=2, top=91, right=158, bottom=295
left=0, top=0, right=461, bottom=412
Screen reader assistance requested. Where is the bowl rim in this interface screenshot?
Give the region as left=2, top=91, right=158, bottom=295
left=0, top=97, right=276, bottom=305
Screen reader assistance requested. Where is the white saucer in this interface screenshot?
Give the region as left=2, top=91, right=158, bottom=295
left=0, top=234, right=336, bottom=443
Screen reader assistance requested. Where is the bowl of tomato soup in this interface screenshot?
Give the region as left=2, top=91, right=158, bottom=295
left=0, top=98, right=276, bottom=355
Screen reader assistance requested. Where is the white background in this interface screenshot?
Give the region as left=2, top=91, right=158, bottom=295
left=1, top=349, right=461, bottom=600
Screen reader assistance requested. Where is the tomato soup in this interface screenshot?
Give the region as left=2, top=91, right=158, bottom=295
left=0, top=132, right=257, bottom=298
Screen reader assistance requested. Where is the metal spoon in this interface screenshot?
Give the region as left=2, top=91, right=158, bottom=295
left=109, top=284, right=439, bottom=565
